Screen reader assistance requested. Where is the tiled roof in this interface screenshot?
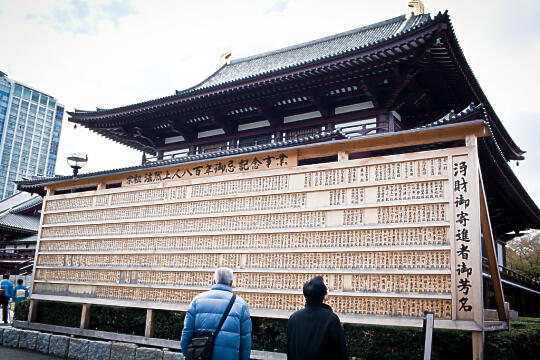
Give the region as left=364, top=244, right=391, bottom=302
left=13, top=234, right=38, bottom=243
left=418, top=102, right=507, bottom=161
left=15, top=129, right=345, bottom=189
left=181, top=14, right=431, bottom=94
left=67, top=13, right=436, bottom=122
left=0, top=192, right=42, bottom=233
left=9, top=194, right=42, bottom=214
left=418, top=102, right=483, bottom=129
left=71, top=13, right=434, bottom=119
left=0, top=212, right=39, bottom=234
left=0, top=192, right=35, bottom=214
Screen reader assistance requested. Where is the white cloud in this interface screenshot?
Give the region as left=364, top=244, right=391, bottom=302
left=0, top=0, right=538, bottom=207
left=21, top=0, right=136, bottom=35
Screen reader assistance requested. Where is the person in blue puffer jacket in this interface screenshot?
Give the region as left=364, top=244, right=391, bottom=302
left=181, top=267, right=252, bottom=360
left=0, top=274, right=14, bottom=324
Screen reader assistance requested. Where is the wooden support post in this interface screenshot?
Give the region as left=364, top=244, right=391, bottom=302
left=472, top=331, right=484, bottom=360
left=422, top=312, right=434, bottom=360
left=504, top=302, right=511, bottom=329
left=478, top=171, right=507, bottom=322
left=28, top=299, right=39, bottom=323
left=80, top=304, right=91, bottom=329
left=145, top=309, right=155, bottom=338
left=465, top=134, right=478, bottom=147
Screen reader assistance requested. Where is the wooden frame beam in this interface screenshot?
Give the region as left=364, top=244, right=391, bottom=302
left=145, top=309, right=155, bottom=338
left=472, top=331, right=484, bottom=360
left=395, top=90, right=428, bottom=110
left=384, top=67, right=420, bottom=109
left=166, top=120, right=196, bottom=142
left=80, top=303, right=91, bottom=329
left=133, top=126, right=159, bottom=148
left=479, top=170, right=508, bottom=323
left=257, top=101, right=283, bottom=127
left=28, top=299, right=39, bottom=323
left=307, top=93, right=335, bottom=118
left=209, top=111, right=236, bottom=135
left=359, top=80, right=380, bottom=109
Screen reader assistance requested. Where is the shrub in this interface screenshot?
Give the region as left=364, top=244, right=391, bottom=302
left=13, top=300, right=540, bottom=359
left=25, top=300, right=82, bottom=327
left=14, top=298, right=30, bottom=321
left=342, top=324, right=473, bottom=360
left=485, top=320, right=540, bottom=359
left=251, top=317, right=287, bottom=352
left=154, top=310, right=185, bottom=340
left=89, top=305, right=146, bottom=336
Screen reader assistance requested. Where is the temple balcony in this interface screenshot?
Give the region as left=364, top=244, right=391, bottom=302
left=482, top=257, right=540, bottom=292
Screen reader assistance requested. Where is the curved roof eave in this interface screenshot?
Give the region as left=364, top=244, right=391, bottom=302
left=480, top=138, right=540, bottom=231
left=420, top=103, right=539, bottom=230
left=67, top=11, right=524, bottom=161
left=442, top=15, right=525, bottom=160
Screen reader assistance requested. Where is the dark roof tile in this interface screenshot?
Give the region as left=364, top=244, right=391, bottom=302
left=417, top=102, right=507, bottom=161
left=0, top=213, right=40, bottom=234
left=15, top=129, right=345, bottom=188
left=9, top=195, right=42, bottom=214
left=182, top=14, right=431, bottom=93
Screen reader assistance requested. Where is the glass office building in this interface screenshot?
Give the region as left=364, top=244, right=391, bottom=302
left=0, top=71, right=63, bottom=199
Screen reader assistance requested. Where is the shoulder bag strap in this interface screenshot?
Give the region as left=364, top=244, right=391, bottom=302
left=213, top=294, right=236, bottom=337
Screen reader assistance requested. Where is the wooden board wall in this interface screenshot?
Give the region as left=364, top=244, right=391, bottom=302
left=32, top=145, right=484, bottom=331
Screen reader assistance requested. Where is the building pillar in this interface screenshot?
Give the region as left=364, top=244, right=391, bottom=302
left=376, top=113, right=389, bottom=133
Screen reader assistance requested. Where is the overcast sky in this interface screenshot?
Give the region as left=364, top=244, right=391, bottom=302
left=0, top=0, right=538, bottom=206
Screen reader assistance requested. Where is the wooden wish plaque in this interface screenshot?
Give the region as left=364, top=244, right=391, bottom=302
left=32, top=146, right=484, bottom=330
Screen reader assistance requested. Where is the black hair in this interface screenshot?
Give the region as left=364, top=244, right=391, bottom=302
left=17, top=279, right=24, bottom=285
left=302, top=276, right=328, bottom=304
left=2, top=274, right=9, bottom=280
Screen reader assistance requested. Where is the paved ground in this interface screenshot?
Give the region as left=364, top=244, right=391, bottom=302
left=0, top=346, right=56, bottom=359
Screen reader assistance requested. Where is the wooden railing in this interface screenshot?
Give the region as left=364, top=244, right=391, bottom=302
left=143, top=149, right=189, bottom=163
left=482, top=257, right=540, bottom=291
left=336, top=120, right=385, bottom=138
left=0, top=249, right=35, bottom=275
left=143, top=124, right=389, bottom=164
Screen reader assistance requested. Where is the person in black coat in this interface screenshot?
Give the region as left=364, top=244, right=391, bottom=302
left=286, top=276, right=347, bottom=360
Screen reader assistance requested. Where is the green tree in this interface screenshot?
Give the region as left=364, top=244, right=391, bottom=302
left=506, top=230, right=540, bottom=281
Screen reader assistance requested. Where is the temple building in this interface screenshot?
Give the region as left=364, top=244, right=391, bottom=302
left=17, top=10, right=539, bottom=317
left=0, top=191, right=41, bottom=276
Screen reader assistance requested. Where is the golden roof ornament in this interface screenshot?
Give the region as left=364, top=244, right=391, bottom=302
left=407, top=0, right=425, bottom=16
left=218, top=52, right=232, bottom=68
